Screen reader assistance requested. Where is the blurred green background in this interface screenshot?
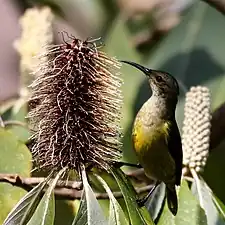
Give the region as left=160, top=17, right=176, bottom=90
left=1, top=0, right=225, bottom=224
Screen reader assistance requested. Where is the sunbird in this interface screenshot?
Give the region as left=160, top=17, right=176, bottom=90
left=121, top=61, right=183, bottom=216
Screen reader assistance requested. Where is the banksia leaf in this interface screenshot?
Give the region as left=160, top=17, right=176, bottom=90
left=28, top=37, right=123, bottom=174
left=182, top=86, right=211, bottom=174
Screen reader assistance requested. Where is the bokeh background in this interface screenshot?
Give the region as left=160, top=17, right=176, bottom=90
left=1, top=0, right=225, bottom=224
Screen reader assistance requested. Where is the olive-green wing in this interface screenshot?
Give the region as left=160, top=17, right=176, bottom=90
left=167, top=120, right=183, bottom=186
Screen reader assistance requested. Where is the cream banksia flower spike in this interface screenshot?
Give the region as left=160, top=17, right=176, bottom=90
left=14, top=6, right=54, bottom=88
left=182, top=86, right=211, bottom=174
left=28, top=36, right=123, bottom=174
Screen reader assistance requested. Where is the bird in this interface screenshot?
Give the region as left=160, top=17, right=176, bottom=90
left=121, top=60, right=183, bottom=216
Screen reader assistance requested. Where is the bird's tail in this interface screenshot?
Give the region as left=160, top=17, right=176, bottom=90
left=166, top=185, right=178, bottom=216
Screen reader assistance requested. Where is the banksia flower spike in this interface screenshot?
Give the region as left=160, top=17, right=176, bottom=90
left=182, top=86, right=211, bottom=174
left=28, top=36, right=123, bottom=174
left=14, top=7, right=54, bottom=88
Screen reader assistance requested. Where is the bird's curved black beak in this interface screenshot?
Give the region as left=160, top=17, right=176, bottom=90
left=120, top=60, right=152, bottom=76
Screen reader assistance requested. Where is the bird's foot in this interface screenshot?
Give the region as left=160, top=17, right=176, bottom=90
left=136, top=181, right=161, bottom=207
left=137, top=195, right=149, bottom=207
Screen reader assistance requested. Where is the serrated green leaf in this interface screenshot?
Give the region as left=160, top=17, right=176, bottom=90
left=81, top=169, right=107, bottom=225
left=192, top=175, right=225, bottom=225
left=157, top=180, right=207, bottom=225
left=27, top=168, right=66, bottom=225
left=2, top=179, right=49, bottom=225
left=26, top=192, right=54, bottom=225
left=139, top=206, right=156, bottom=225
left=72, top=192, right=87, bottom=225
left=145, top=183, right=166, bottom=221
left=26, top=190, right=54, bottom=225
left=120, top=169, right=154, bottom=224
left=95, top=174, right=129, bottom=225
left=0, top=128, right=32, bottom=223
left=212, top=193, right=225, bottom=220
left=110, top=168, right=154, bottom=225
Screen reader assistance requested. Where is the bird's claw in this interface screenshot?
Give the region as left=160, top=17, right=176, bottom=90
left=136, top=181, right=161, bottom=207
left=137, top=197, right=148, bottom=207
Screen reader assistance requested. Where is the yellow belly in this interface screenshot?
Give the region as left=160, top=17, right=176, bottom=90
left=132, top=120, right=175, bottom=183
left=133, top=119, right=169, bottom=153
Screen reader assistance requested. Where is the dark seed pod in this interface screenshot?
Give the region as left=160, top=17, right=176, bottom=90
left=28, top=37, right=123, bottom=173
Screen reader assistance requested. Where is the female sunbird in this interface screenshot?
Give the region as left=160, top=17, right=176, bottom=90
left=121, top=61, right=183, bottom=216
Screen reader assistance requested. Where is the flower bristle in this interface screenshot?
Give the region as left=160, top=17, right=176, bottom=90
left=28, top=36, right=123, bottom=173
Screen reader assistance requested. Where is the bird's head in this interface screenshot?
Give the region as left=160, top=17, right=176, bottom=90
left=120, top=60, right=179, bottom=97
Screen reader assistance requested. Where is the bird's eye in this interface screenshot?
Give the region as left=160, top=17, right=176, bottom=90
left=155, top=76, right=163, bottom=82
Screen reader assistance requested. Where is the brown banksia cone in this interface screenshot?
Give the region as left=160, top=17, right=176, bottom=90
left=182, top=86, right=211, bottom=174
left=28, top=36, right=123, bottom=174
